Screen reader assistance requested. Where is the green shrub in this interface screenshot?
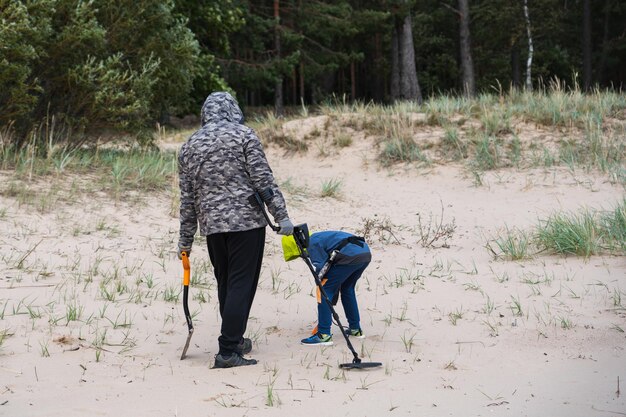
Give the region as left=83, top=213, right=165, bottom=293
left=1, top=0, right=200, bottom=144
left=535, top=210, right=602, bottom=257
left=0, top=0, right=53, bottom=130
left=488, top=227, right=531, bottom=260
left=599, top=198, right=626, bottom=252
left=472, top=134, right=500, bottom=170
left=380, top=136, right=428, bottom=166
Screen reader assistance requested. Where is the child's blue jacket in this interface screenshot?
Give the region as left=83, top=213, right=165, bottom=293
left=307, top=231, right=371, bottom=271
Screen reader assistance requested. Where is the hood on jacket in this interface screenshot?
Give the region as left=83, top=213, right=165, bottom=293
left=201, top=92, right=244, bottom=126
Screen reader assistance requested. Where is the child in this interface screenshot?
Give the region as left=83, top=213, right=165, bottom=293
left=282, top=230, right=372, bottom=346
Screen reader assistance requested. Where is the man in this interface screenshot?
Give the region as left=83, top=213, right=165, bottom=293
left=178, top=92, right=293, bottom=368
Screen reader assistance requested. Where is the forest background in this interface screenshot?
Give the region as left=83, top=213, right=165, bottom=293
left=1, top=0, right=625, bottom=144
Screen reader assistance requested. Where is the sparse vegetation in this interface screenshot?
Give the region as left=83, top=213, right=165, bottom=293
left=416, top=203, right=457, bottom=249
left=357, top=216, right=400, bottom=244
left=247, top=88, right=625, bottom=186
left=488, top=199, right=626, bottom=259
left=320, top=178, right=343, bottom=198
left=487, top=227, right=531, bottom=260
left=0, top=136, right=178, bottom=203
left=380, top=135, right=429, bottom=166
left=0, top=89, right=624, bottom=414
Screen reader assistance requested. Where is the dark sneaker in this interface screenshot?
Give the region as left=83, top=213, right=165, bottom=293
left=238, top=338, right=252, bottom=355
left=349, top=328, right=365, bottom=339
left=213, top=353, right=257, bottom=369
left=301, top=332, right=333, bottom=346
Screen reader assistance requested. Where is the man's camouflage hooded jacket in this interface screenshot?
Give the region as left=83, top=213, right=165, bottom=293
left=178, top=92, right=289, bottom=250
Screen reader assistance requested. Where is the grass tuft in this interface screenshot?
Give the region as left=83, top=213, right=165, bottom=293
left=487, top=227, right=531, bottom=260
left=320, top=178, right=343, bottom=198
left=490, top=199, right=626, bottom=259
left=535, top=210, right=601, bottom=257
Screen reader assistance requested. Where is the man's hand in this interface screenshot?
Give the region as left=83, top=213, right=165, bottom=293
left=277, top=219, right=294, bottom=235
left=178, top=246, right=192, bottom=260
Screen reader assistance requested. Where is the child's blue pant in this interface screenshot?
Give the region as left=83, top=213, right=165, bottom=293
left=317, top=262, right=369, bottom=335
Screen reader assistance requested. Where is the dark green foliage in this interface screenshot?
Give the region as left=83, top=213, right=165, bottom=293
left=1, top=0, right=200, bottom=144
left=1, top=0, right=625, bottom=138
left=0, top=0, right=53, bottom=130
left=174, top=0, right=243, bottom=108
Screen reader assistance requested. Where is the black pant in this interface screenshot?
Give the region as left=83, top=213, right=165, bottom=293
left=206, top=227, right=265, bottom=356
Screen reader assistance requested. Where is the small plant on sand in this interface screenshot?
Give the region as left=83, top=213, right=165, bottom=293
left=486, top=226, right=531, bottom=260
left=39, top=339, right=50, bottom=357
left=270, top=267, right=283, bottom=292
left=535, top=210, right=601, bottom=257
left=279, top=177, right=308, bottom=201
left=0, top=329, right=10, bottom=348
left=320, top=178, right=343, bottom=198
left=612, top=288, right=623, bottom=308
left=163, top=285, right=180, bottom=303
left=65, top=302, right=84, bottom=324
left=333, top=132, right=353, bottom=148
left=442, top=126, right=467, bottom=160
left=472, top=134, right=501, bottom=170
left=357, top=216, right=401, bottom=244
left=558, top=316, right=573, bottom=330
left=265, top=376, right=280, bottom=407
left=448, top=307, right=464, bottom=325
left=401, top=331, right=416, bottom=352
left=416, top=203, right=456, bottom=248
left=599, top=198, right=626, bottom=252
left=483, top=319, right=499, bottom=337
left=482, top=295, right=495, bottom=315
left=380, top=136, right=428, bottom=166
left=509, top=295, right=523, bottom=317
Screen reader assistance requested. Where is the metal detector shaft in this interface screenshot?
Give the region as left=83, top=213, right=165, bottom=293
left=180, top=251, right=194, bottom=360
left=250, top=191, right=280, bottom=232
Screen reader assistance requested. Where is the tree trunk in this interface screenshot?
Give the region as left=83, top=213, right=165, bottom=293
left=523, top=0, right=534, bottom=91
left=299, top=62, right=305, bottom=104
left=511, top=42, right=521, bottom=89
left=390, top=22, right=400, bottom=100
left=597, top=0, right=611, bottom=86
left=398, top=12, right=422, bottom=103
left=374, top=33, right=385, bottom=101
left=274, top=0, right=284, bottom=116
left=582, top=0, right=592, bottom=91
left=351, top=61, right=356, bottom=101
left=458, top=0, right=475, bottom=97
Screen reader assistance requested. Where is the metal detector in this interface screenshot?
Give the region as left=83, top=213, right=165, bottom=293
left=251, top=190, right=381, bottom=369
left=249, top=188, right=281, bottom=233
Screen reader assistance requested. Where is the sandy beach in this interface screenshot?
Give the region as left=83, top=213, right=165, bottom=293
left=1, top=121, right=624, bottom=417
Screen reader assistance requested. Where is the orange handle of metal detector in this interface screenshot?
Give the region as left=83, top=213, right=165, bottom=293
left=181, top=251, right=190, bottom=286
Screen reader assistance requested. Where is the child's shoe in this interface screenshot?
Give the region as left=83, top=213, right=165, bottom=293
left=301, top=332, right=333, bottom=346
left=348, top=328, right=365, bottom=339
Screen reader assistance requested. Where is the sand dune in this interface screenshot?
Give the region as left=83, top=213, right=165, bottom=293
left=1, top=127, right=624, bottom=417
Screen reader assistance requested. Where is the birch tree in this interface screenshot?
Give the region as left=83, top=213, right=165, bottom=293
left=523, top=0, right=533, bottom=91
